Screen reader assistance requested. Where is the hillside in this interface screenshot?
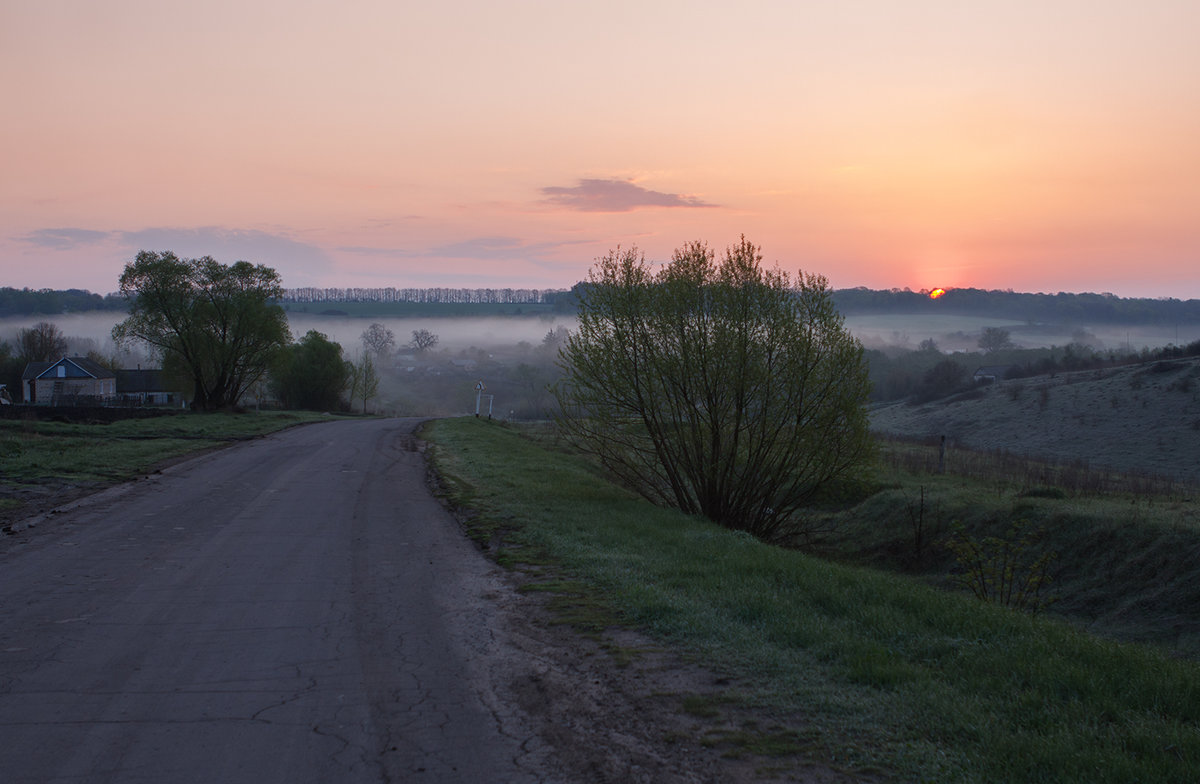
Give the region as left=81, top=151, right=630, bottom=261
left=871, top=357, right=1200, bottom=485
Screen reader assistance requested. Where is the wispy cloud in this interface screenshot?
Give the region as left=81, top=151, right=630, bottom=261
left=541, top=178, right=718, bottom=212
left=17, top=227, right=113, bottom=249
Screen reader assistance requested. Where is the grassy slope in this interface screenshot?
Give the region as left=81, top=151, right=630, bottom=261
left=804, top=446, right=1200, bottom=658
left=425, top=416, right=1200, bottom=784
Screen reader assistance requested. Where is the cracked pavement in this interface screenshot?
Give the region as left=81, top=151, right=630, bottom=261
left=0, top=418, right=549, bottom=783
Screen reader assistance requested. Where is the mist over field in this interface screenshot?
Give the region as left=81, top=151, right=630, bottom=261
left=843, top=314, right=1200, bottom=353
left=5, top=311, right=1197, bottom=361
left=0, top=313, right=576, bottom=359
left=282, top=314, right=577, bottom=358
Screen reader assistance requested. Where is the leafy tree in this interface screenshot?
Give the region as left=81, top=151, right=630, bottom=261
left=0, top=340, right=23, bottom=397
left=113, top=251, right=290, bottom=410
left=16, top=321, right=68, bottom=362
left=409, top=328, right=439, bottom=354
left=360, top=322, right=396, bottom=358
left=270, top=330, right=348, bottom=411
left=553, top=238, right=873, bottom=540
left=978, top=326, right=1014, bottom=353
left=915, top=358, right=969, bottom=402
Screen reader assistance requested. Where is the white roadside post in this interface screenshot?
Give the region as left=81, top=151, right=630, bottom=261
left=474, top=380, right=485, bottom=417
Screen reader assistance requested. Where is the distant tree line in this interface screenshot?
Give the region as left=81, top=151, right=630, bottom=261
left=831, top=287, right=1200, bottom=325
left=9, top=282, right=1200, bottom=326
left=0, top=287, right=125, bottom=317
left=281, top=286, right=574, bottom=308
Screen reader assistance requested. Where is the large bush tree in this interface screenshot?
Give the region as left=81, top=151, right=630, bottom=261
left=553, top=238, right=873, bottom=539
left=270, top=330, right=349, bottom=411
left=112, top=251, right=290, bottom=410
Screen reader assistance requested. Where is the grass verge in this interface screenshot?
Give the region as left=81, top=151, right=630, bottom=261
left=424, top=416, right=1200, bottom=783
left=0, top=410, right=340, bottom=515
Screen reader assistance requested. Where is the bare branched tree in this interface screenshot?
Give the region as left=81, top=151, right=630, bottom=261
left=360, top=322, right=396, bottom=359
left=409, top=328, right=439, bottom=354
left=16, top=321, right=68, bottom=362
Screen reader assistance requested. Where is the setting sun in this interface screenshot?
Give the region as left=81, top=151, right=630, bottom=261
left=929, top=288, right=947, bottom=300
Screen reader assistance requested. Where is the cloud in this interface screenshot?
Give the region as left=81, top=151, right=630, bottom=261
left=541, top=179, right=719, bottom=212
left=17, top=227, right=113, bottom=249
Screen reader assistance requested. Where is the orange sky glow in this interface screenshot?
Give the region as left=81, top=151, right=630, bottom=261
left=3, top=1, right=1199, bottom=298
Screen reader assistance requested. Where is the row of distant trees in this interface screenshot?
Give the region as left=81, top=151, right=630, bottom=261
left=0, top=287, right=125, bottom=317
left=281, top=286, right=572, bottom=307
left=10, top=282, right=1200, bottom=326
left=831, top=287, right=1200, bottom=325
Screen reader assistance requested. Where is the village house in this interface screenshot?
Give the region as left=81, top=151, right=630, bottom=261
left=21, top=357, right=117, bottom=405
left=114, top=368, right=175, bottom=406
left=972, top=365, right=1015, bottom=384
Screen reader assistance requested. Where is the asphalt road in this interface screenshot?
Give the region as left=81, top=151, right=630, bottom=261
left=0, top=418, right=547, bottom=783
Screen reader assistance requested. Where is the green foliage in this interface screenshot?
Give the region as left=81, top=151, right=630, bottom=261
left=915, top=357, right=970, bottom=402
left=269, top=330, right=349, bottom=411
left=112, top=251, right=290, bottom=410
left=0, top=286, right=124, bottom=317
left=554, top=238, right=873, bottom=539
left=0, top=340, right=23, bottom=395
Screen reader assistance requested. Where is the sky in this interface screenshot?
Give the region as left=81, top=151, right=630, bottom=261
left=3, top=0, right=1199, bottom=298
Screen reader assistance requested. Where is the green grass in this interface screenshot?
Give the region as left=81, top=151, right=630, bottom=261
left=0, top=410, right=337, bottom=486
left=424, top=416, right=1200, bottom=783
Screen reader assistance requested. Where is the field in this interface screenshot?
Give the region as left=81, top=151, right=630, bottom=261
left=425, top=416, right=1200, bottom=783
left=871, top=356, right=1200, bottom=484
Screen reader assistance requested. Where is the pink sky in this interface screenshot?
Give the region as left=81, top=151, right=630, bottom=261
left=3, top=1, right=1199, bottom=298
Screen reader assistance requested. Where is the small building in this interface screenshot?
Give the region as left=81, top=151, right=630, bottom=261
left=22, top=357, right=117, bottom=405
left=973, top=365, right=1014, bottom=384
left=115, top=368, right=175, bottom=406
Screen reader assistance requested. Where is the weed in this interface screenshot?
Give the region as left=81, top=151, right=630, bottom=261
left=944, top=519, right=1057, bottom=613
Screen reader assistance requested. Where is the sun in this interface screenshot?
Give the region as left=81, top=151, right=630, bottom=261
left=929, top=288, right=946, bottom=300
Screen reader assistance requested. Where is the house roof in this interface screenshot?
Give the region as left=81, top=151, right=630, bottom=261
left=22, top=356, right=116, bottom=380
left=115, top=368, right=169, bottom=393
